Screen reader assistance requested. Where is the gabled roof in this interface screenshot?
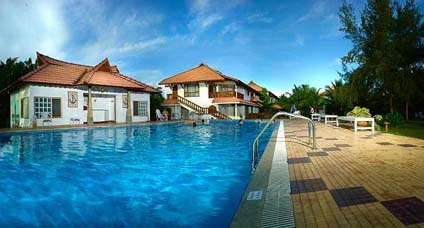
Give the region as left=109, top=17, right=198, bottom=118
left=0, top=52, right=160, bottom=94
left=159, top=63, right=258, bottom=94
left=159, top=63, right=225, bottom=84
left=248, top=81, right=279, bottom=99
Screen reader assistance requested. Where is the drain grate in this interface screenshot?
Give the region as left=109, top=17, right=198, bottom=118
left=259, top=121, right=295, bottom=228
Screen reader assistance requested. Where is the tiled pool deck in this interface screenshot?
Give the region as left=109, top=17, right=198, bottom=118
left=234, top=119, right=424, bottom=228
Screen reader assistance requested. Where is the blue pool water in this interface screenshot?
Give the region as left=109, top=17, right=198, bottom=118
left=0, top=121, right=274, bottom=227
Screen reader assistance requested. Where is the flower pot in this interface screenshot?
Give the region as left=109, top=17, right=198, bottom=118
left=357, top=121, right=369, bottom=127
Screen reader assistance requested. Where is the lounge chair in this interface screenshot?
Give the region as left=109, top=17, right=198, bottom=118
left=337, top=116, right=375, bottom=132
left=319, top=114, right=338, bottom=125
left=311, top=113, right=320, bottom=121
left=156, top=109, right=167, bottom=121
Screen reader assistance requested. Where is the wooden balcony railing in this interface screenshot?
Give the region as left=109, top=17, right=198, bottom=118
left=209, top=91, right=244, bottom=99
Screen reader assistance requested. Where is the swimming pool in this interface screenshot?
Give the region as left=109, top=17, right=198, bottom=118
left=0, top=121, right=274, bottom=227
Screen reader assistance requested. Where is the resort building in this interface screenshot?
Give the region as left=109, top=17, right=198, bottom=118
left=159, top=63, right=262, bottom=119
left=248, top=81, right=282, bottom=110
left=0, top=52, right=160, bottom=128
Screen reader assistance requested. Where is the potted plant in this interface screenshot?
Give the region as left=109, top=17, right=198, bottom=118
left=347, top=106, right=372, bottom=126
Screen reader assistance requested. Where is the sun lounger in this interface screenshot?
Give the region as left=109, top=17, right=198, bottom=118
left=320, top=114, right=337, bottom=125
left=311, top=113, right=320, bottom=121
left=337, top=116, right=374, bottom=132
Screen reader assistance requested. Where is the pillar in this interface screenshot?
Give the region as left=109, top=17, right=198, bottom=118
left=126, top=90, right=132, bottom=123
left=235, top=103, right=238, bottom=118
left=87, top=86, right=93, bottom=125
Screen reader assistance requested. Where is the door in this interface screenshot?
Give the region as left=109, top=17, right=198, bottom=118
left=172, top=86, right=178, bottom=99
left=208, top=84, right=216, bottom=98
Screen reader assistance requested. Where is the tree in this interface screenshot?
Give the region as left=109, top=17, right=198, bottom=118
left=392, top=0, right=424, bottom=120
left=150, top=87, right=164, bottom=121
left=259, top=88, right=273, bottom=113
left=282, top=84, right=325, bottom=115
left=0, top=57, right=37, bottom=90
left=324, top=79, right=354, bottom=115
left=339, top=0, right=424, bottom=118
left=0, top=57, right=37, bottom=127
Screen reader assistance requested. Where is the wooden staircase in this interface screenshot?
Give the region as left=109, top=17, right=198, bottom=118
left=176, top=96, right=231, bottom=120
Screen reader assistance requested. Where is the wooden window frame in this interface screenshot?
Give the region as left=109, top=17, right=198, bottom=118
left=34, top=96, right=62, bottom=119
left=20, top=97, right=29, bottom=119
left=184, top=84, right=199, bottom=97
left=133, top=100, right=148, bottom=117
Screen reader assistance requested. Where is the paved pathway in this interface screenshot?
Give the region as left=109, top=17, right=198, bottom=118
left=284, top=120, right=424, bottom=228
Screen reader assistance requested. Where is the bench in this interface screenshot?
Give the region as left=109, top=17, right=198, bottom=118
left=337, top=116, right=375, bottom=132
left=321, top=115, right=338, bottom=125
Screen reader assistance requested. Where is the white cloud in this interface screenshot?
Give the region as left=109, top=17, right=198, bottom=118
left=61, top=0, right=166, bottom=64
left=127, top=69, right=164, bottom=87
left=188, top=14, right=223, bottom=31
left=295, top=34, right=304, bottom=47
left=220, top=22, right=240, bottom=36
left=247, top=12, right=273, bottom=24
left=0, top=0, right=68, bottom=60
left=104, top=37, right=167, bottom=56
left=296, top=1, right=328, bottom=23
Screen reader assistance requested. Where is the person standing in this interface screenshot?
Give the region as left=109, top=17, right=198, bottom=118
left=290, top=104, right=297, bottom=113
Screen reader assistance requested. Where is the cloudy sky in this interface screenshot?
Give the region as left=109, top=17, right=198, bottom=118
left=1, top=0, right=423, bottom=95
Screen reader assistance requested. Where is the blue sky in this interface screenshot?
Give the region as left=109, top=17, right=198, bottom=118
left=1, top=0, right=423, bottom=95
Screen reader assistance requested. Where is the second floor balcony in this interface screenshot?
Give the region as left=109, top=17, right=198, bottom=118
left=209, top=91, right=244, bottom=99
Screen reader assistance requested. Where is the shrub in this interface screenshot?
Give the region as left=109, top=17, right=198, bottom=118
left=246, top=112, right=273, bottom=119
left=346, top=106, right=371, bottom=117
left=373, top=114, right=383, bottom=125
left=384, top=112, right=402, bottom=127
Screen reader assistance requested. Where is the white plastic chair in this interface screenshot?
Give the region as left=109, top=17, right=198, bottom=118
left=156, top=109, right=167, bottom=121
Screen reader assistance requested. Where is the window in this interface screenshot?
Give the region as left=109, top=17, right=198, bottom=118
left=20, top=97, right=29, bottom=119
left=184, top=84, right=199, bottom=97
left=34, top=97, right=61, bottom=118
left=133, top=101, right=148, bottom=116
left=221, top=85, right=234, bottom=92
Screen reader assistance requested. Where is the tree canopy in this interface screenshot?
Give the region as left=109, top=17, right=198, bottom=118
left=339, top=0, right=424, bottom=119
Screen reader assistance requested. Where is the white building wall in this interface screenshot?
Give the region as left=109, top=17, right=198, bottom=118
left=10, top=85, right=31, bottom=128
left=178, top=82, right=213, bottom=108
left=9, top=84, right=151, bottom=128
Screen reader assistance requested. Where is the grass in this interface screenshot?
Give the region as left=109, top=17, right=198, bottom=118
left=380, top=120, right=424, bottom=139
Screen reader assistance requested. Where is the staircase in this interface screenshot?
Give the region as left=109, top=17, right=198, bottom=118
left=176, top=96, right=231, bottom=120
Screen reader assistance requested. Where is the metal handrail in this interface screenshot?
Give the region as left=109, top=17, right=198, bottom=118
left=251, top=112, right=316, bottom=172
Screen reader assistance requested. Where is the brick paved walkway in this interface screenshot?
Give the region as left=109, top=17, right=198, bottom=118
left=284, top=120, right=424, bottom=228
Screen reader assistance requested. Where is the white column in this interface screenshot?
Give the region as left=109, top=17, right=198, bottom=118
left=235, top=104, right=238, bottom=118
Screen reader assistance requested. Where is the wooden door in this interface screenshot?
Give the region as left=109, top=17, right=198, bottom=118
left=172, top=86, right=178, bottom=99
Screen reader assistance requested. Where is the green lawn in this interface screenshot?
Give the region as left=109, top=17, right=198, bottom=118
left=381, top=120, right=424, bottom=139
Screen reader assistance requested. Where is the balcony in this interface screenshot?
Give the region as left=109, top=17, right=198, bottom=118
left=209, top=91, right=244, bottom=99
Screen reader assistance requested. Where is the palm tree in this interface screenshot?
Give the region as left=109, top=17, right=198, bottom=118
left=324, top=80, right=354, bottom=115
left=279, top=84, right=325, bottom=115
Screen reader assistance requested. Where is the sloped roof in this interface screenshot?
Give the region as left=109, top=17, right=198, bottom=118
left=248, top=81, right=279, bottom=99
left=0, top=52, right=160, bottom=94
left=159, top=63, right=258, bottom=94
left=159, top=63, right=225, bottom=84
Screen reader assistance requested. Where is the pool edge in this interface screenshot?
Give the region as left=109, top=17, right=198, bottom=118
left=231, top=120, right=294, bottom=228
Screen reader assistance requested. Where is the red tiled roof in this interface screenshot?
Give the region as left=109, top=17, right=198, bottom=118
left=212, top=97, right=260, bottom=107
left=159, top=63, right=225, bottom=84
left=248, top=81, right=279, bottom=99
left=0, top=52, right=160, bottom=94
left=159, top=63, right=258, bottom=94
